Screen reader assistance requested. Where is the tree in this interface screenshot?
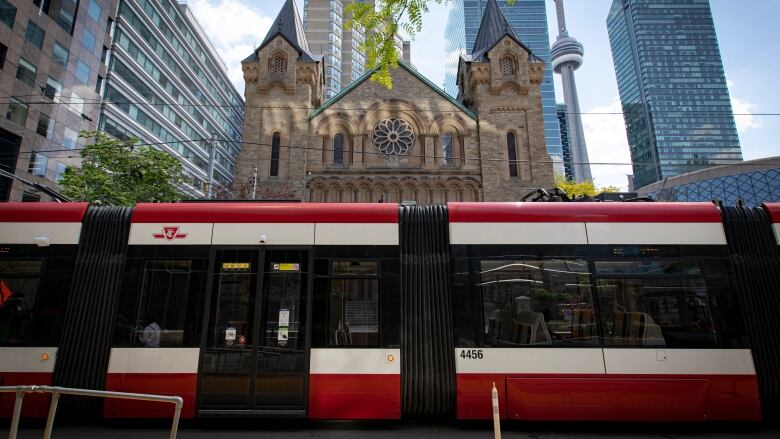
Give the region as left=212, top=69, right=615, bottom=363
left=554, top=175, right=622, bottom=198
left=347, top=0, right=517, bottom=88
left=60, top=131, right=188, bottom=206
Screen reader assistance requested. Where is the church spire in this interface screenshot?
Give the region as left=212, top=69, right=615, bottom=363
left=470, top=0, right=521, bottom=60
left=243, top=0, right=315, bottom=63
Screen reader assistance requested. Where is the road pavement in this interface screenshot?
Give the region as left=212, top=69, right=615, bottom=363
left=7, top=420, right=780, bottom=438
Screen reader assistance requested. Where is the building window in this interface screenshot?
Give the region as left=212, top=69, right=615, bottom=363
left=68, top=92, right=84, bottom=115
left=270, top=54, right=286, bottom=74
left=88, top=0, right=101, bottom=22
left=0, top=0, right=15, bottom=29
left=333, top=133, right=344, bottom=165
left=0, top=43, right=6, bottom=69
left=82, top=28, right=96, bottom=52
left=507, top=132, right=518, bottom=177
left=501, top=55, right=516, bottom=76
left=442, top=133, right=454, bottom=165
left=36, top=113, right=55, bottom=138
left=25, top=20, right=45, bottom=50
left=52, top=42, right=69, bottom=67
left=28, top=151, right=48, bottom=176
left=63, top=127, right=78, bottom=150
left=95, top=75, right=103, bottom=94
left=75, top=59, right=90, bottom=83
left=6, top=98, right=28, bottom=126
left=22, top=192, right=41, bottom=202
left=55, top=162, right=67, bottom=182
left=270, top=132, right=280, bottom=177
left=43, top=77, right=62, bottom=101
left=16, top=58, right=37, bottom=87
left=55, top=0, right=78, bottom=34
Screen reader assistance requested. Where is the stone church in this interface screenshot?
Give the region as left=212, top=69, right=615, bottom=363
left=234, top=0, right=554, bottom=203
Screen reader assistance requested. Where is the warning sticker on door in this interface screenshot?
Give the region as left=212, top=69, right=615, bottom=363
left=225, top=327, right=237, bottom=345
left=278, top=327, right=289, bottom=341
left=279, top=309, right=290, bottom=326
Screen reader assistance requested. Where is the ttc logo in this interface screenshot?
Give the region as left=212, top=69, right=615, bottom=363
left=153, top=226, right=188, bottom=241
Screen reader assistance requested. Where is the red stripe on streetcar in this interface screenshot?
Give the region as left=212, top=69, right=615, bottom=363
left=308, top=374, right=401, bottom=420
left=104, top=373, right=197, bottom=419
left=457, top=373, right=760, bottom=422
left=448, top=202, right=722, bottom=223
left=763, top=203, right=780, bottom=223
left=0, top=372, right=52, bottom=418
left=0, top=202, right=89, bottom=223
left=132, top=203, right=399, bottom=224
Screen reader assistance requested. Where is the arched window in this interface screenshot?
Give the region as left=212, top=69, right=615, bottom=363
left=333, top=133, right=344, bottom=165
left=501, top=55, right=516, bottom=76
left=270, top=54, right=287, bottom=74
left=270, top=132, right=280, bottom=176
left=507, top=132, right=518, bottom=177
left=442, top=133, right=454, bottom=165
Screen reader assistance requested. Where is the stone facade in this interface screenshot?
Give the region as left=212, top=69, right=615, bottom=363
left=234, top=1, right=553, bottom=204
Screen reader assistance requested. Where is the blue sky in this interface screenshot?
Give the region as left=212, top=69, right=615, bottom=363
left=190, top=0, right=779, bottom=190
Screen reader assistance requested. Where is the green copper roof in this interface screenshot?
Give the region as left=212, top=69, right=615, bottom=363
left=309, top=60, right=477, bottom=120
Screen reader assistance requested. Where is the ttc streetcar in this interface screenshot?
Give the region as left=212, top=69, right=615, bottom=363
left=0, top=201, right=779, bottom=422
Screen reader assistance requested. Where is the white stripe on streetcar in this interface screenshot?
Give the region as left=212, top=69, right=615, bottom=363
left=107, top=348, right=200, bottom=374
left=603, top=349, right=756, bottom=376
left=586, top=223, right=727, bottom=245
left=454, top=348, right=605, bottom=375
left=774, top=224, right=780, bottom=245
left=0, top=223, right=81, bottom=245
left=315, top=223, right=399, bottom=246
left=128, top=223, right=214, bottom=245
left=449, top=223, right=588, bottom=245
left=212, top=223, right=315, bottom=245
left=0, top=347, right=58, bottom=373
left=309, top=349, right=401, bottom=374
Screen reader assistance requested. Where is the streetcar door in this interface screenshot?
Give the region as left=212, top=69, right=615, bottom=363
left=199, top=249, right=310, bottom=416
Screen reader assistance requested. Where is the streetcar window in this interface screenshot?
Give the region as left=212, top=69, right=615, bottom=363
left=312, top=260, right=381, bottom=347
left=114, top=258, right=208, bottom=348
left=596, top=278, right=718, bottom=348
left=478, top=259, right=598, bottom=347
left=0, top=256, right=72, bottom=347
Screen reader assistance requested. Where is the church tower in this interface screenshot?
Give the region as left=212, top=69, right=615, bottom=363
left=234, top=0, right=323, bottom=199
left=457, top=0, right=554, bottom=200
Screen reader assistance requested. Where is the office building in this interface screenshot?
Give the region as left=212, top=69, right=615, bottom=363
left=303, top=0, right=404, bottom=100
left=556, top=104, right=573, bottom=180
left=607, top=0, right=742, bottom=189
left=100, top=0, right=244, bottom=197
left=444, top=0, right=564, bottom=175
left=639, top=156, right=780, bottom=207
left=551, top=0, right=591, bottom=182
left=0, top=0, right=118, bottom=201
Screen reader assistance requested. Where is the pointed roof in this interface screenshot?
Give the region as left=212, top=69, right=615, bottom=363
left=242, top=0, right=315, bottom=63
left=469, top=0, right=540, bottom=62
left=309, top=60, right=476, bottom=120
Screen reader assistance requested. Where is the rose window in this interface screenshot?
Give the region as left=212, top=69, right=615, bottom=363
left=372, top=118, right=415, bottom=156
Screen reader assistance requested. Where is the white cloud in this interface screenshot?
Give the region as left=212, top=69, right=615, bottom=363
left=726, top=79, right=762, bottom=135
left=581, top=98, right=633, bottom=191
left=188, top=0, right=274, bottom=95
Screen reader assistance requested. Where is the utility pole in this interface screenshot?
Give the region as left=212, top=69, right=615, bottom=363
left=206, top=132, right=217, bottom=199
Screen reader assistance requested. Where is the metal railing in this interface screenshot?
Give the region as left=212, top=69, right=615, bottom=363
left=0, top=385, right=183, bottom=439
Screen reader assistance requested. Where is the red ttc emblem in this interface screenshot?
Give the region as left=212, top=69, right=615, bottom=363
left=153, top=226, right=189, bottom=241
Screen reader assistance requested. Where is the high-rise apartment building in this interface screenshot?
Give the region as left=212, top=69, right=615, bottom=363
left=0, top=0, right=118, bottom=201
left=304, top=0, right=404, bottom=100
left=100, top=0, right=244, bottom=196
left=556, top=103, right=573, bottom=181
left=607, top=0, right=742, bottom=189
left=444, top=0, right=563, bottom=175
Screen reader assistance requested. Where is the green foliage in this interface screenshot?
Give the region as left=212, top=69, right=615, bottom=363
left=554, top=175, right=621, bottom=198
left=60, top=131, right=187, bottom=206
left=346, top=0, right=517, bottom=88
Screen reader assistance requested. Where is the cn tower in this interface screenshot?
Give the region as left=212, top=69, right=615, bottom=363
left=551, top=0, right=592, bottom=182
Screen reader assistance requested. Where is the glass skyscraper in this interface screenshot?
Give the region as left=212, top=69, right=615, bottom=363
left=607, top=0, right=742, bottom=189
left=445, top=0, right=563, bottom=174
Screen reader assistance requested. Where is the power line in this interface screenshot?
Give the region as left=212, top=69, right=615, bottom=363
left=0, top=95, right=772, bottom=116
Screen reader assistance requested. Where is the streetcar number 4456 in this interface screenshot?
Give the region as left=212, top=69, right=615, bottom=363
left=460, top=349, right=483, bottom=359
